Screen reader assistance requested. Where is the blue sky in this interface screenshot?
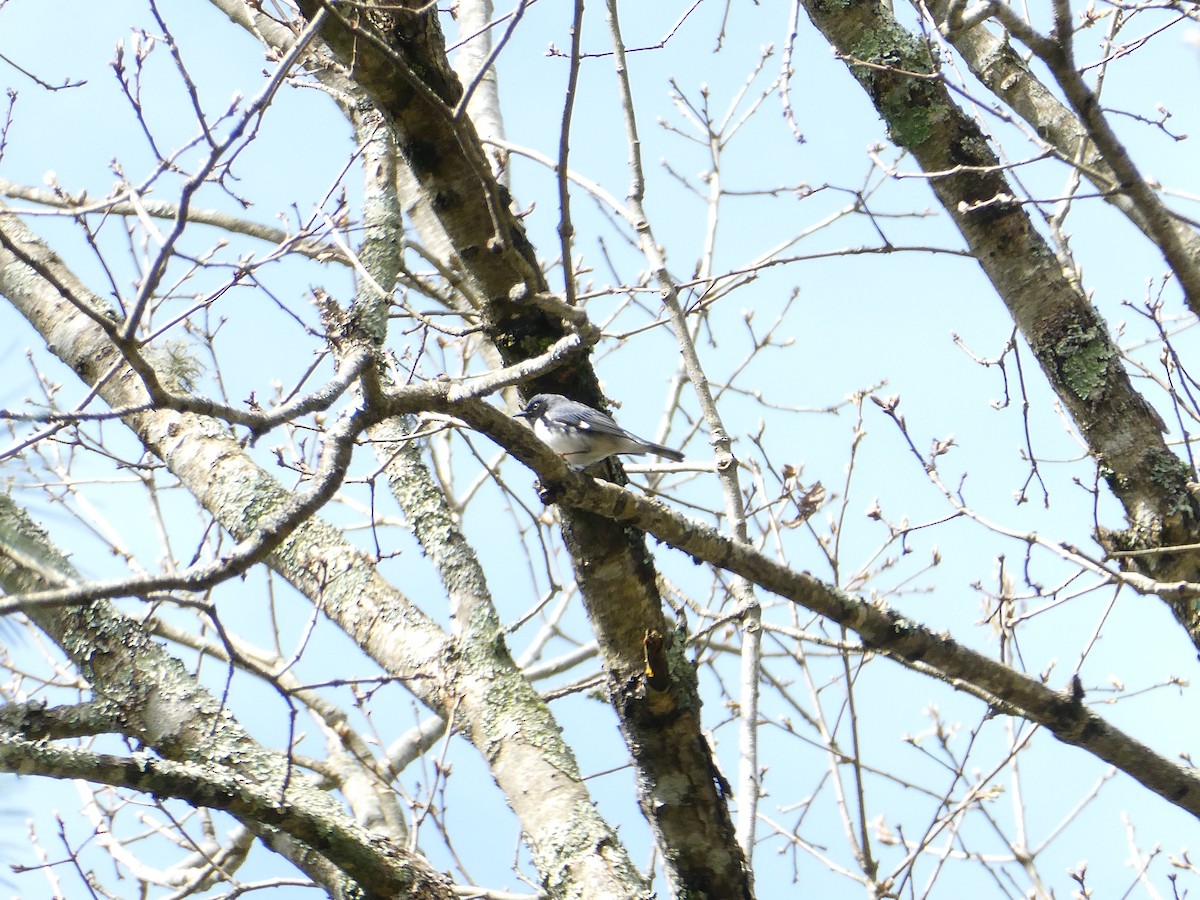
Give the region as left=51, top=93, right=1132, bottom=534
left=3, top=1, right=1200, bottom=897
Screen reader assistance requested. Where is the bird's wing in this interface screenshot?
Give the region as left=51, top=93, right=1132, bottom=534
left=580, top=417, right=651, bottom=445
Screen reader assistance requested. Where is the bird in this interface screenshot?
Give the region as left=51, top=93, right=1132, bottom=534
left=514, top=393, right=685, bottom=469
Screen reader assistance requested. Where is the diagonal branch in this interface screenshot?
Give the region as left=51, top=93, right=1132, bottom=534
left=0, top=190, right=647, bottom=900
left=0, top=492, right=451, bottom=899
left=282, top=4, right=755, bottom=894
left=446, top=397, right=1200, bottom=821
left=0, top=734, right=452, bottom=899
left=797, top=0, right=1200, bottom=642
left=924, top=0, right=1200, bottom=315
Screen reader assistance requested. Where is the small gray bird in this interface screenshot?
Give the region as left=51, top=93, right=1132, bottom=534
left=515, top=393, right=685, bottom=469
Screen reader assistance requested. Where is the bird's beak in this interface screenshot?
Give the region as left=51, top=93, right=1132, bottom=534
left=513, top=408, right=531, bottom=419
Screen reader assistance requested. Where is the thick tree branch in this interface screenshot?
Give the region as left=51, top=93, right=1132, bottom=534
left=0, top=200, right=646, bottom=899
left=293, top=0, right=543, bottom=310
left=0, top=699, right=125, bottom=741
left=0, top=734, right=453, bottom=900
left=0, top=492, right=448, bottom=899
left=347, top=106, right=652, bottom=898
left=447, top=404, right=1200, bottom=822
left=281, top=4, right=752, bottom=893
left=798, top=0, right=1200, bottom=641
left=921, top=0, right=1200, bottom=314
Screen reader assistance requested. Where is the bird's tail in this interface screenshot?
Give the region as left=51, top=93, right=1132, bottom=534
left=643, top=442, right=684, bottom=463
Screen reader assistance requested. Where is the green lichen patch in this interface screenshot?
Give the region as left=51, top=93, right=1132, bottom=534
left=1146, top=448, right=1195, bottom=516
left=1054, top=323, right=1114, bottom=402
left=848, top=24, right=942, bottom=149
